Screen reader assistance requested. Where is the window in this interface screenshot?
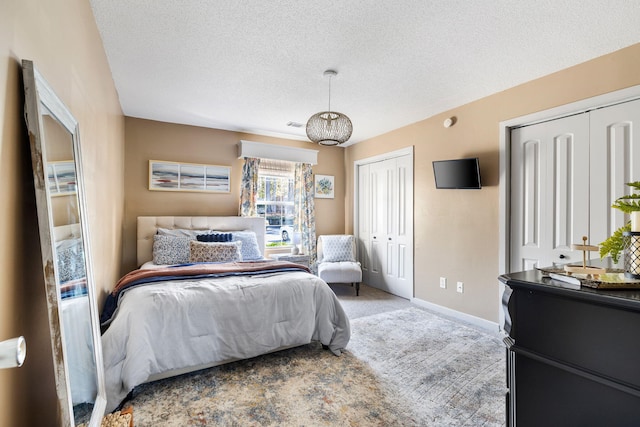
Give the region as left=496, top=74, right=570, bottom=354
left=256, top=159, right=295, bottom=247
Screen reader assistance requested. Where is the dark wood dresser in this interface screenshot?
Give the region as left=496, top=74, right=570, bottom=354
left=499, top=269, right=640, bottom=426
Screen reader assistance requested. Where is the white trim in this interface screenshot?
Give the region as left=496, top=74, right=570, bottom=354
left=353, top=146, right=414, bottom=167
left=412, top=297, right=500, bottom=333
left=498, top=83, right=640, bottom=330
left=500, top=85, right=640, bottom=131
left=238, top=140, right=318, bottom=165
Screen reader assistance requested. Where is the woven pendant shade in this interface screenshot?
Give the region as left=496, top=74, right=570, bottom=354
left=306, top=111, right=353, bottom=146
left=306, top=70, right=353, bottom=146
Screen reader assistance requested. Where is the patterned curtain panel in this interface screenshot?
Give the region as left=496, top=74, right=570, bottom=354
left=294, top=163, right=317, bottom=272
left=239, top=157, right=260, bottom=217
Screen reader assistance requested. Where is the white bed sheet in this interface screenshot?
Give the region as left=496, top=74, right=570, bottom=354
left=101, top=269, right=350, bottom=411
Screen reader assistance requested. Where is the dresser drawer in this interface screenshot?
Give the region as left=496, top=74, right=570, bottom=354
left=514, top=352, right=640, bottom=426
left=512, top=289, right=640, bottom=387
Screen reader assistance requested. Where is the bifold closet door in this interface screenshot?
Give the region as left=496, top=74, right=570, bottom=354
left=357, top=163, right=371, bottom=284
left=511, top=98, right=640, bottom=272
left=510, top=114, right=590, bottom=272
left=589, top=98, right=640, bottom=251
left=391, top=154, right=413, bottom=299
left=368, top=160, right=389, bottom=292
left=357, top=153, right=413, bottom=299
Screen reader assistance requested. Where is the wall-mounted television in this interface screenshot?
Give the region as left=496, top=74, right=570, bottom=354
left=432, top=157, right=482, bottom=189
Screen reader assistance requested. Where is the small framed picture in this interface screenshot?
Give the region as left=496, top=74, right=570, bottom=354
left=314, top=174, right=334, bottom=199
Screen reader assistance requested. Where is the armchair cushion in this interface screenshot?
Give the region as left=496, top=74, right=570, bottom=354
left=317, top=261, right=362, bottom=284
left=319, top=235, right=356, bottom=262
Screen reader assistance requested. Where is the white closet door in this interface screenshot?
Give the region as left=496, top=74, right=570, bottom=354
left=357, top=163, right=371, bottom=284
left=389, top=154, right=413, bottom=299
left=590, top=98, right=640, bottom=252
left=358, top=152, right=414, bottom=299
left=369, top=160, right=389, bottom=291
left=510, top=113, right=590, bottom=271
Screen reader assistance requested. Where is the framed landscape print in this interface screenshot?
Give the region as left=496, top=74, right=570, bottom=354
left=314, top=174, right=334, bottom=199
left=47, top=161, right=77, bottom=196
left=149, top=160, right=231, bottom=193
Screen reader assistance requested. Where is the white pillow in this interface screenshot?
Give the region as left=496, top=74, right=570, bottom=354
left=321, top=235, right=355, bottom=262
left=231, top=231, right=262, bottom=260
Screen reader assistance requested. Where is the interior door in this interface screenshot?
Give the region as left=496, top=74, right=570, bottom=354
left=357, top=163, right=371, bottom=284
left=366, top=155, right=413, bottom=299
left=589, top=98, right=640, bottom=251
left=510, top=114, right=590, bottom=271
left=368, top=160, right=388, bottom=290
left=389, top=154, right=413, bottom=299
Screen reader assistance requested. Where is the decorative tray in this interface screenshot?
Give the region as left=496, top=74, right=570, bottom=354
left=537, top=267, right=640, bottom=290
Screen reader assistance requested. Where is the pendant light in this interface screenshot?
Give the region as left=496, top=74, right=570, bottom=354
left=306, top=70, right=353, bottom=146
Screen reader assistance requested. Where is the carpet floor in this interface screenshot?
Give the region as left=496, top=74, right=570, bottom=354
left=124, top=295, right=506, bottom=426
left=349, top=307, right=505, bottom=426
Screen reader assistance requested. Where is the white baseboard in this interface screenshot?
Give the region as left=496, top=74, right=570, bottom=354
left=411, top=297, right=501, bottom=333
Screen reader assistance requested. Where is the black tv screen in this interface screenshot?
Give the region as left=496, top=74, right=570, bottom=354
left=433, top=158, right=481, bottom=189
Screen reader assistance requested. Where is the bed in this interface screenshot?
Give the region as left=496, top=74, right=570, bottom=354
left=101, top=216, right=350, bottom=412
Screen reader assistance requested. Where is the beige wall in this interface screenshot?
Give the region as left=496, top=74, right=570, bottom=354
left=0, top=0, right=125, bottom=425
left=346, top=43, right=640, bottom=323
left=123, top=118, right=346, bottom=273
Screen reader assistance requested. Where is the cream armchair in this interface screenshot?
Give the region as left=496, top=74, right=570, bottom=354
left=317, top=235, right=362, bottom=296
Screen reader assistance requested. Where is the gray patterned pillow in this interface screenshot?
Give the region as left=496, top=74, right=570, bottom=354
left=56, top=238, right=86, bottom=283
left=321, top=235, right=355, bottom=262
left=189, top=240, right=242, bottom=263
left=153, top=234, right=191, bottom=265
left=231, top=231, right=262, bottom=260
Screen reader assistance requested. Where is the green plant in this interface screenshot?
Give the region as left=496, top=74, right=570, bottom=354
left=600, top=181, right=640, bottom=263
left=266, top=241, right=290, bottom=248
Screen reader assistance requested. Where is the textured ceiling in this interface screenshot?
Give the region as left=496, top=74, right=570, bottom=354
left=89, top=0, right=640, bottom=146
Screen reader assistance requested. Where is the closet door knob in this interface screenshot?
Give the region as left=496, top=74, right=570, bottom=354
left=559, top=254, right=566, bottom=259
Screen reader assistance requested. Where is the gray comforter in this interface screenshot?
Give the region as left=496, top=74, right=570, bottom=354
left=101, top=267, right=350, bottom=412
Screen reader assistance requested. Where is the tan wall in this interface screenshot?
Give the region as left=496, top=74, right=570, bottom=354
left=123, top=118, right=345, bottom=273
left=346, top=43, right=640, bottom=323
left=0, top=0, right=125, bottom=425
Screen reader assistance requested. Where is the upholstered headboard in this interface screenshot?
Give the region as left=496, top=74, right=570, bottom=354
left=137, top=216, right=266, bottom=266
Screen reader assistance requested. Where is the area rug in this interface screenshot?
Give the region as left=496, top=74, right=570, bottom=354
left=126, top=307, right=505, bottom=426
left=78, top=407, right=133, bottom=427
left=124, top=342, right=414, bottom=426
left=349, top=307, right=505, bottom=426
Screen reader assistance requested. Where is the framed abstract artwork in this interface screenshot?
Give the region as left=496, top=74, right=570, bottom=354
left=47, top=161, right=77, bottom=196
left=314, top=174, right=334, bottom=199
left=149, top=160, right=231, bottom=193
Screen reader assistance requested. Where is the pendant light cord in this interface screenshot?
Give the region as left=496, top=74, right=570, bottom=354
left=327, top=73, right=332, bottom=113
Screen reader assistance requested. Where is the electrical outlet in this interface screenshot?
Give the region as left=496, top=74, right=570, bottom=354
left=439, top=277, right=447, bottom=289
left=456, top=281, right=464, bottom=293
